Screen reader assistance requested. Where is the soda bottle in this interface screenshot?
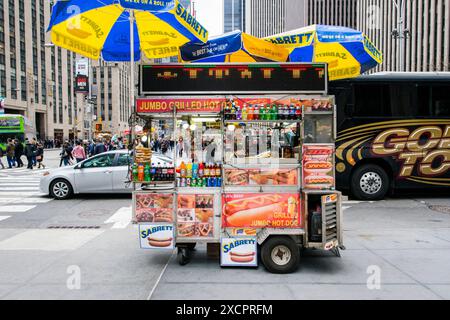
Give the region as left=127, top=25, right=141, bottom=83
left=253, top=105, right=259, bottom=120
left=295, top=105, right=302, bottom=118
left=162, top=164, right=168, bottom=181
left=248, top=105, right=254, bottom=120
left=132, top=163, right=138, bottom=181
left=186, top=163, right=192, bottom=178
left=217, top=177, right=222, bottom=187
left=230, top=101, right=236, bottom=120
left=192, top=162, right=198, bottom=179
left=236, top=105, right=242, bottom=120
left=271, top=104, right=277, bottom=120
left=215, top=163, right=221, bottom=177
left=259, top=104, right=265, bottom=120
left=144, top=163, right=151, bottom=182
left=168, top=166, right=175, bottom=181
left=138, top=164, right=144, bottom=182
left=202, top=177, right=207, bottom=187
left=289, top=103, right=296, bottom=120
left=204, top=163, right=210, bottom=177
left=242, top=104, right=248, bottom=120
left=198, top=162, right=204, bottom=178
left=180, top=161, right=186, bottom=178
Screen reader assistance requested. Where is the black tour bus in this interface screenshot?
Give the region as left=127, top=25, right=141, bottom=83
left=329, top=73, right=450, bottom=200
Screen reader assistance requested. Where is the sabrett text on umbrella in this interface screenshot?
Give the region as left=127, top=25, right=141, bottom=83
left=175, top=3, right=207, bottom=38
left=53, top=31, right=100, bottom=57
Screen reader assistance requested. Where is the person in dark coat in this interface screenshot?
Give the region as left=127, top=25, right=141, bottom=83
left=14, top=139, right=24, bottom=167
left=24, top=139, right=36, bottom=170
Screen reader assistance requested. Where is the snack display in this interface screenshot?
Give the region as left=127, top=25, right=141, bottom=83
left=177, top=194, right=215, bottom=238
left=135, top=193, right=174, bottom=223
left=302, top=145, right=335, bottom=190
left=135, top=145, right=152, bottom=163
left=222, top=193, right=301, bottom=228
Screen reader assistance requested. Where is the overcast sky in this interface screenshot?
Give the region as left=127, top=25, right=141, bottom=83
left=193, top=0, right=223, bottom=36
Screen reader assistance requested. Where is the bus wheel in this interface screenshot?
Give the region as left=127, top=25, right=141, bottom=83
left=261, top=236, right=300, bottom=274
left=351, top=164, right=389, bottom=200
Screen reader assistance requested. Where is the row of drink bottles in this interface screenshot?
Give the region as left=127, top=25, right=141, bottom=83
left=177, top=161, right=222, bottom=188
left=224, top=101, right=301, bottom=121
left=132, top=163, right=175, bottom=182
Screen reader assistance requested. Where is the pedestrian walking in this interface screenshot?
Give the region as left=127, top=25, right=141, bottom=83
left=14, top=139, right=24, bottom=167
left=6, top=139, right=15, bottom=169
left=24, top=139, right=36, bottom=170
left=94, top=139, right=107, bottom=155
left=72, top=141, right=86, bottom=163
left=59, top=143, right=72, bottom=166
left=31, top=138, right=38, bottom=167
left=36, top=143, right=46, bottom=169
left=0, top=147, right=5, bottom=169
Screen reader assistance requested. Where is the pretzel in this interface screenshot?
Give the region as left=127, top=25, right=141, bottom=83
left=197, top=223, right=213, bottom=237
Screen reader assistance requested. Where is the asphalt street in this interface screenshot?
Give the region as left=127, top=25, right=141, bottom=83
left=0, top=150, right=449, bottom=300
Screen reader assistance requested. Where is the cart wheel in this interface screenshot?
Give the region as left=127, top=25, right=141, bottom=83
left=261, top=236, right=300, bottom=274
left=177, top=247, right=190, bottom=266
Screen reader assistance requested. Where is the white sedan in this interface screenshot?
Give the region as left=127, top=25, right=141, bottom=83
left=40, top=150, right=173, bottom=200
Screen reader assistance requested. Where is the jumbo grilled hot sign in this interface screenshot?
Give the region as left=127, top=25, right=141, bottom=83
left=136, top=98, right=226, bottom=113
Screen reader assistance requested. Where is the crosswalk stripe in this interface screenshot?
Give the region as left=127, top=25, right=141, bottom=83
left=0, top=197, right=51, bottom=204
left=0, top=187, right=40, bottom=191
left=0, top=216, right=11, bottom=222
left=0, top=205, right=36, bottom=213
left=104, top=207, right=132, bottom=229
left=0, top=192, right=44, bottom=196
left=0, top=180, right=40, bottom=183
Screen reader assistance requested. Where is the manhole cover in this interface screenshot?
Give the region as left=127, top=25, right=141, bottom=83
left=428, top=206, right=450, bottom=214
left=78, top=209, right=111, bottom=218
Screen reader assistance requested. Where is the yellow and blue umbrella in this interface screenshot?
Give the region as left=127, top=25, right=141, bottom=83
left=47, top=0, right=208, bottom=61
left=265, top=25, right=383, bottom=80
left=180, top=30, right=289, bottom=63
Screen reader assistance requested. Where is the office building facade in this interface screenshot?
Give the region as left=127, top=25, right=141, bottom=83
left=0, top=0, right=130, bottom=142
left=356, top=0, right=450, bottom=72
left=224, top=0, right=246, bottom=33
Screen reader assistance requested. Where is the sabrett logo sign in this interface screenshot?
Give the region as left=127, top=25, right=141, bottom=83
left=140, top=225, right=173, bottom=239
left=223, top=239, right=256, bottom=254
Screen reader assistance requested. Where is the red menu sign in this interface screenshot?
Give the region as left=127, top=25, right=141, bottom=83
left=136, top=98, right=225, bottom=113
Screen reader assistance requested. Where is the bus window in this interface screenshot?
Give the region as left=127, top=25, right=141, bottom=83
left=431, top=86, right=450, bottom=116
left=353, top=84, right=386, bottom=117
left=385, top=84, right=417, bottom=117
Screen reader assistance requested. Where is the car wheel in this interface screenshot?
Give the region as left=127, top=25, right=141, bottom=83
left=351, top=164, right=389, bottom=201
left=50, top=179, right=73, bottom=200
left=261, top=236, right=300, bottom=274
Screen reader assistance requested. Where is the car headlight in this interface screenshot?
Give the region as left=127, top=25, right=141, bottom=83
left=42, top=171, right=50, bottom=177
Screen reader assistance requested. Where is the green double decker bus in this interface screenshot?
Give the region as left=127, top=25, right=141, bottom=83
left=0, top=114, right=35, bottom=151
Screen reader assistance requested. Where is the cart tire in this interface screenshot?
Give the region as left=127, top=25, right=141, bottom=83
left=261, top=236, right=300, bottom=274
left=177, top=247, right=190, bottom=266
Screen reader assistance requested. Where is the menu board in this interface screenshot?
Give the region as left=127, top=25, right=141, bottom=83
left=222, top=193, right=301, bottom=228
left=177, top=194, right=215, bottom=238
left=225, top=168, right=298, bottom=186
left=139, top=224, right=175, bottom=250
left=134, top=193, right=174, bottom=223
left=221, top=237, right=258, bottom=267
left=302, top=145, right=335, bottom=189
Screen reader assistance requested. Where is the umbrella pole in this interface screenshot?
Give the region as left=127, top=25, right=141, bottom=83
left=130, top=9, right=136, bottom=148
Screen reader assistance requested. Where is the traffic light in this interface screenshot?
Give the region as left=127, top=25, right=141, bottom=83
left=95, top=123, right=103, bottom=132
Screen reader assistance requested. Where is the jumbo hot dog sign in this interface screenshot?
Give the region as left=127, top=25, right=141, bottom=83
left=222, top=193, right=302, bottom=228
left=139, top=224, right=175, bottom=250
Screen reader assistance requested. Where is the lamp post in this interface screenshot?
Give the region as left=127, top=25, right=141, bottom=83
left=391, top=0, right=410, bottom=72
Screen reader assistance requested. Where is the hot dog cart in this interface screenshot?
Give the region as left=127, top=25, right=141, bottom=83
left=132, top=63, right=344, bottom=274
